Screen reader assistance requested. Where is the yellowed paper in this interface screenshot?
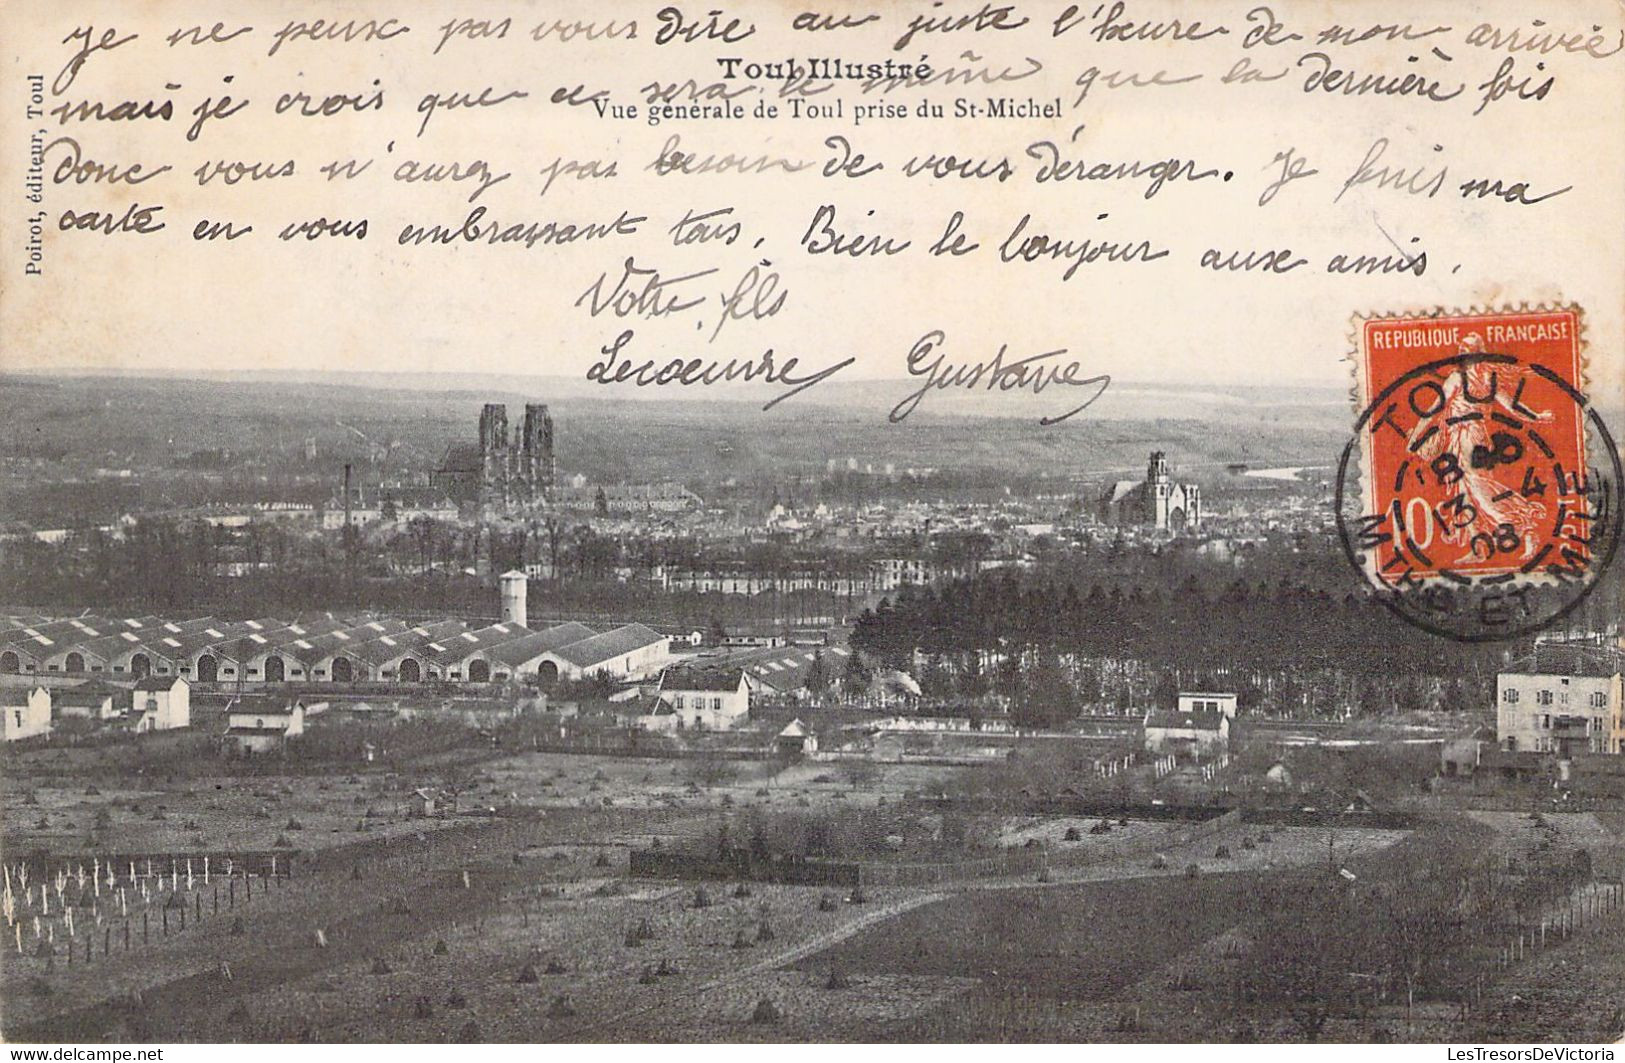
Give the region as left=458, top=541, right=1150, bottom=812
left=5, top=0, right=1621, bottom=408
left=4, top=0, right=1625, bottom=1047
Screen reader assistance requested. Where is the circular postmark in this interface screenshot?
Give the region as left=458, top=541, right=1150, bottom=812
left=1335, top=349, right=1621, bottom=642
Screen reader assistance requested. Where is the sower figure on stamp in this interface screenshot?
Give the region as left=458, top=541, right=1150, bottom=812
left=1404, top=333, right=1554, bottom=565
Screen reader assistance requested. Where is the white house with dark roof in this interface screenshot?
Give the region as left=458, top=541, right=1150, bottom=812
left=657, top=665, right=750, bottom=730
left=612, top=691, right=680, bottom=732
left=689, top=644, right=848, bottom=700
left=132, top=676, right=190, bottom=732
left=1497, top=642, right=1624, bottom=756
left=223, top=695, right=304, bottom=755
left=1144, top=708, right=1229, bottom=758
left=1, top=686, right=52, bottom=741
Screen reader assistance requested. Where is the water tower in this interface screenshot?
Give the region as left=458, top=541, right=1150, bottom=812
left=499, top=569, right=528, bottom=628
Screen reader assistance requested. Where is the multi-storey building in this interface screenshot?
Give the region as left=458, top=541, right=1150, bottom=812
left=1497, top=643, right=1625, bottom=756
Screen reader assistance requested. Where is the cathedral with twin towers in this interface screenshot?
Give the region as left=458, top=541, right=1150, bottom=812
left=433, top=402, right=556, bottom=508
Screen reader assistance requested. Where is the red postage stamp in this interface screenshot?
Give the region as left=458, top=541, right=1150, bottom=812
left=1336, top=305, right=1620, bottom=641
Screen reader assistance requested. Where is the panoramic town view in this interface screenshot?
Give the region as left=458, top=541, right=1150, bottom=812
left=0, top=373, right=1620, bottom=1043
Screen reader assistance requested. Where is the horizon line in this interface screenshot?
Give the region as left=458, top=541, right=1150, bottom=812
left=0, top=363, right=1344, bottom=391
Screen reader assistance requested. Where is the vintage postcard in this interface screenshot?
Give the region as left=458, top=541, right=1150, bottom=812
left=0, top=0, right=1622, bottom=1049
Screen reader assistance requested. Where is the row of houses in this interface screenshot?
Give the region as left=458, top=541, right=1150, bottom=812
left=1, top=676, right=190, bottom=742
left=589, top=643, right=857, bottom=732
left=1144, top=649, right=1625, bottom=771
left=211, top=641, right=853, bottom=756
left=654, top=557, right=985, bottom=597
left=213, top=663, right=745, bottom=758
left=0, top=613, right=673, bottom=688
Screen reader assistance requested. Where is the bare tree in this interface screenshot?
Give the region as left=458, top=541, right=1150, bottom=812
left=838, top=760, right=881, bottom=791
left=686, top=753, right=736, bottom=790
left=1237, top=881, right=1369, bottom=1042
left=542, top=515, right=565, bottom=580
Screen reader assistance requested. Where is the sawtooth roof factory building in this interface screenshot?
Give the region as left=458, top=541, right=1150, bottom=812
left=0, top=583, right=672, bottom=689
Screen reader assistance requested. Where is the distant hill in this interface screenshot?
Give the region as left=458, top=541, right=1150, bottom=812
left=0, top=371, right=1354, bottom=492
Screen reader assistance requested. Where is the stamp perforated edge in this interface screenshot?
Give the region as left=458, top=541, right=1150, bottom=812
left=1345, top=301, right=1590, bottom=416
left=1343, top=303, right=1591, bottom=556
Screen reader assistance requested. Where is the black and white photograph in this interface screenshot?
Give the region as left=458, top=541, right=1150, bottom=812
left=1, top=0, right=1623, bottom=1049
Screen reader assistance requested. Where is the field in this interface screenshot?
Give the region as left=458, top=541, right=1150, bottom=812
left=0, top=787, right=1408, bottom=1044
left=479, top=752, right=965, bottom=815
left=0, top=746, right=958, bottom=868
left=795, top=873, right=1269, bottom=1001
left=2, top=733, right=1619, bottom=1043
left=6, top=772, right=453, bottom=859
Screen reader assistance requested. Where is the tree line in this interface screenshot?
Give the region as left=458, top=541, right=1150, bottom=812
left=848, top=571, right=1513, bottom=724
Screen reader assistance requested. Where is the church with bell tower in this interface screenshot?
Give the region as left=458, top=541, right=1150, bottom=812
left=1099, top=451, right=1202, bottom=533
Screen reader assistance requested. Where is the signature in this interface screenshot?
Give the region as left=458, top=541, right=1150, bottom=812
left=587, top=328, right=853, bottom=411
left=890, top=329, right=1110, bottom=424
